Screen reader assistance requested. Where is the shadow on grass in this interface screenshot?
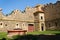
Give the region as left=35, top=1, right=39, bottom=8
left=1, top=33, right=60, bottom=40
left=12, top=33, right=60, bottom=40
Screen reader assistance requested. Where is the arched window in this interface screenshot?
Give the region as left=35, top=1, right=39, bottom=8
left=41, top=16, right=43, bottom=20
left=0, top=23, right=3, bottom=28
left=15, top=24, right=19, bottom=28
left=0, top=23, right=2, bottom=25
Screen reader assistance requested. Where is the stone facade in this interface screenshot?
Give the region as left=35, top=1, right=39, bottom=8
left=0, top=1, right=60, bottom=32
left=44, top=1, right=60, bottom=30
left=0, top=5, right=45, bottom=32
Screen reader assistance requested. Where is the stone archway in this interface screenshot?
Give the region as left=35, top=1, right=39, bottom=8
left=41, top=26, right=44, bottom=31
left=41, top=23, right=44, bottom=31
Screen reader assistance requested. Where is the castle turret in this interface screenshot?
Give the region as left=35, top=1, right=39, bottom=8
left=34, top=5, right=46, bottom=31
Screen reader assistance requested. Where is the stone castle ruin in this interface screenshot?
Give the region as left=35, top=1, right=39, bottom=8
left=0, top=1, right=60, bottom=32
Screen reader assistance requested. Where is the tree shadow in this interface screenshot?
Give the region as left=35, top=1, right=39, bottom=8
left=1, top=38, right=6, bottom=40
left=12, top=34, right=60, bottom=40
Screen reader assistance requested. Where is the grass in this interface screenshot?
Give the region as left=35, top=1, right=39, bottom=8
left=27, top=31, right=60, bottom=35
left=0, top=32, right=7, bottom=39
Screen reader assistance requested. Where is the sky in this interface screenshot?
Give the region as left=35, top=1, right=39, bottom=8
left=0, top=0, right=57, bottom=15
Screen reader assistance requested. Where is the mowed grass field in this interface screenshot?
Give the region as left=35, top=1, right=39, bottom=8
left=0, top=31, right=60, bottom=39
left=27, top=31, right=60, bottom=35
left=0, top=32, right=7, bottom=39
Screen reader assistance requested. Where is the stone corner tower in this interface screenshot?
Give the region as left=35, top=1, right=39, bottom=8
left=34, top=5, right=46, bottom=31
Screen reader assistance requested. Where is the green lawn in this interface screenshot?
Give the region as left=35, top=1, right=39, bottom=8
left=0, top=32, right=7, bottom=39
left=27, top=31, right=60, bottom=35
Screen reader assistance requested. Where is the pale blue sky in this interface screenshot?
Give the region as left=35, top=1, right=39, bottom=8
left=0, top=0, right=57, bottom=14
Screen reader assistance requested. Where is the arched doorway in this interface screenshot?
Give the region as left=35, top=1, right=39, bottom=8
left=41, top=26, right=44, bottom=31
left=41, top=23, right=44, bottom=31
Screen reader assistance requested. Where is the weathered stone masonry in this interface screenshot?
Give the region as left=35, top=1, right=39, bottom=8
left=0, top=5, right=46, bottom=32
left=0, top=1, right=60, bottom=32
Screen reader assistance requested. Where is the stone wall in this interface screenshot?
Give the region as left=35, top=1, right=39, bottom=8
left=0, top=4, right=45, bottom=32
left=44, top=1, right=60, bottom=30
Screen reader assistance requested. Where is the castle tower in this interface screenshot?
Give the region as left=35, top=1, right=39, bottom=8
left=34, top=5, right=46, bottom=31
left=39, top=12, right=45, bottom=31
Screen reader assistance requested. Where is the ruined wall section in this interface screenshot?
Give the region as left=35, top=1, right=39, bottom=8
left=44, top=1, right=60, bottom=30
left=44, top=1, right=60, bottom=21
